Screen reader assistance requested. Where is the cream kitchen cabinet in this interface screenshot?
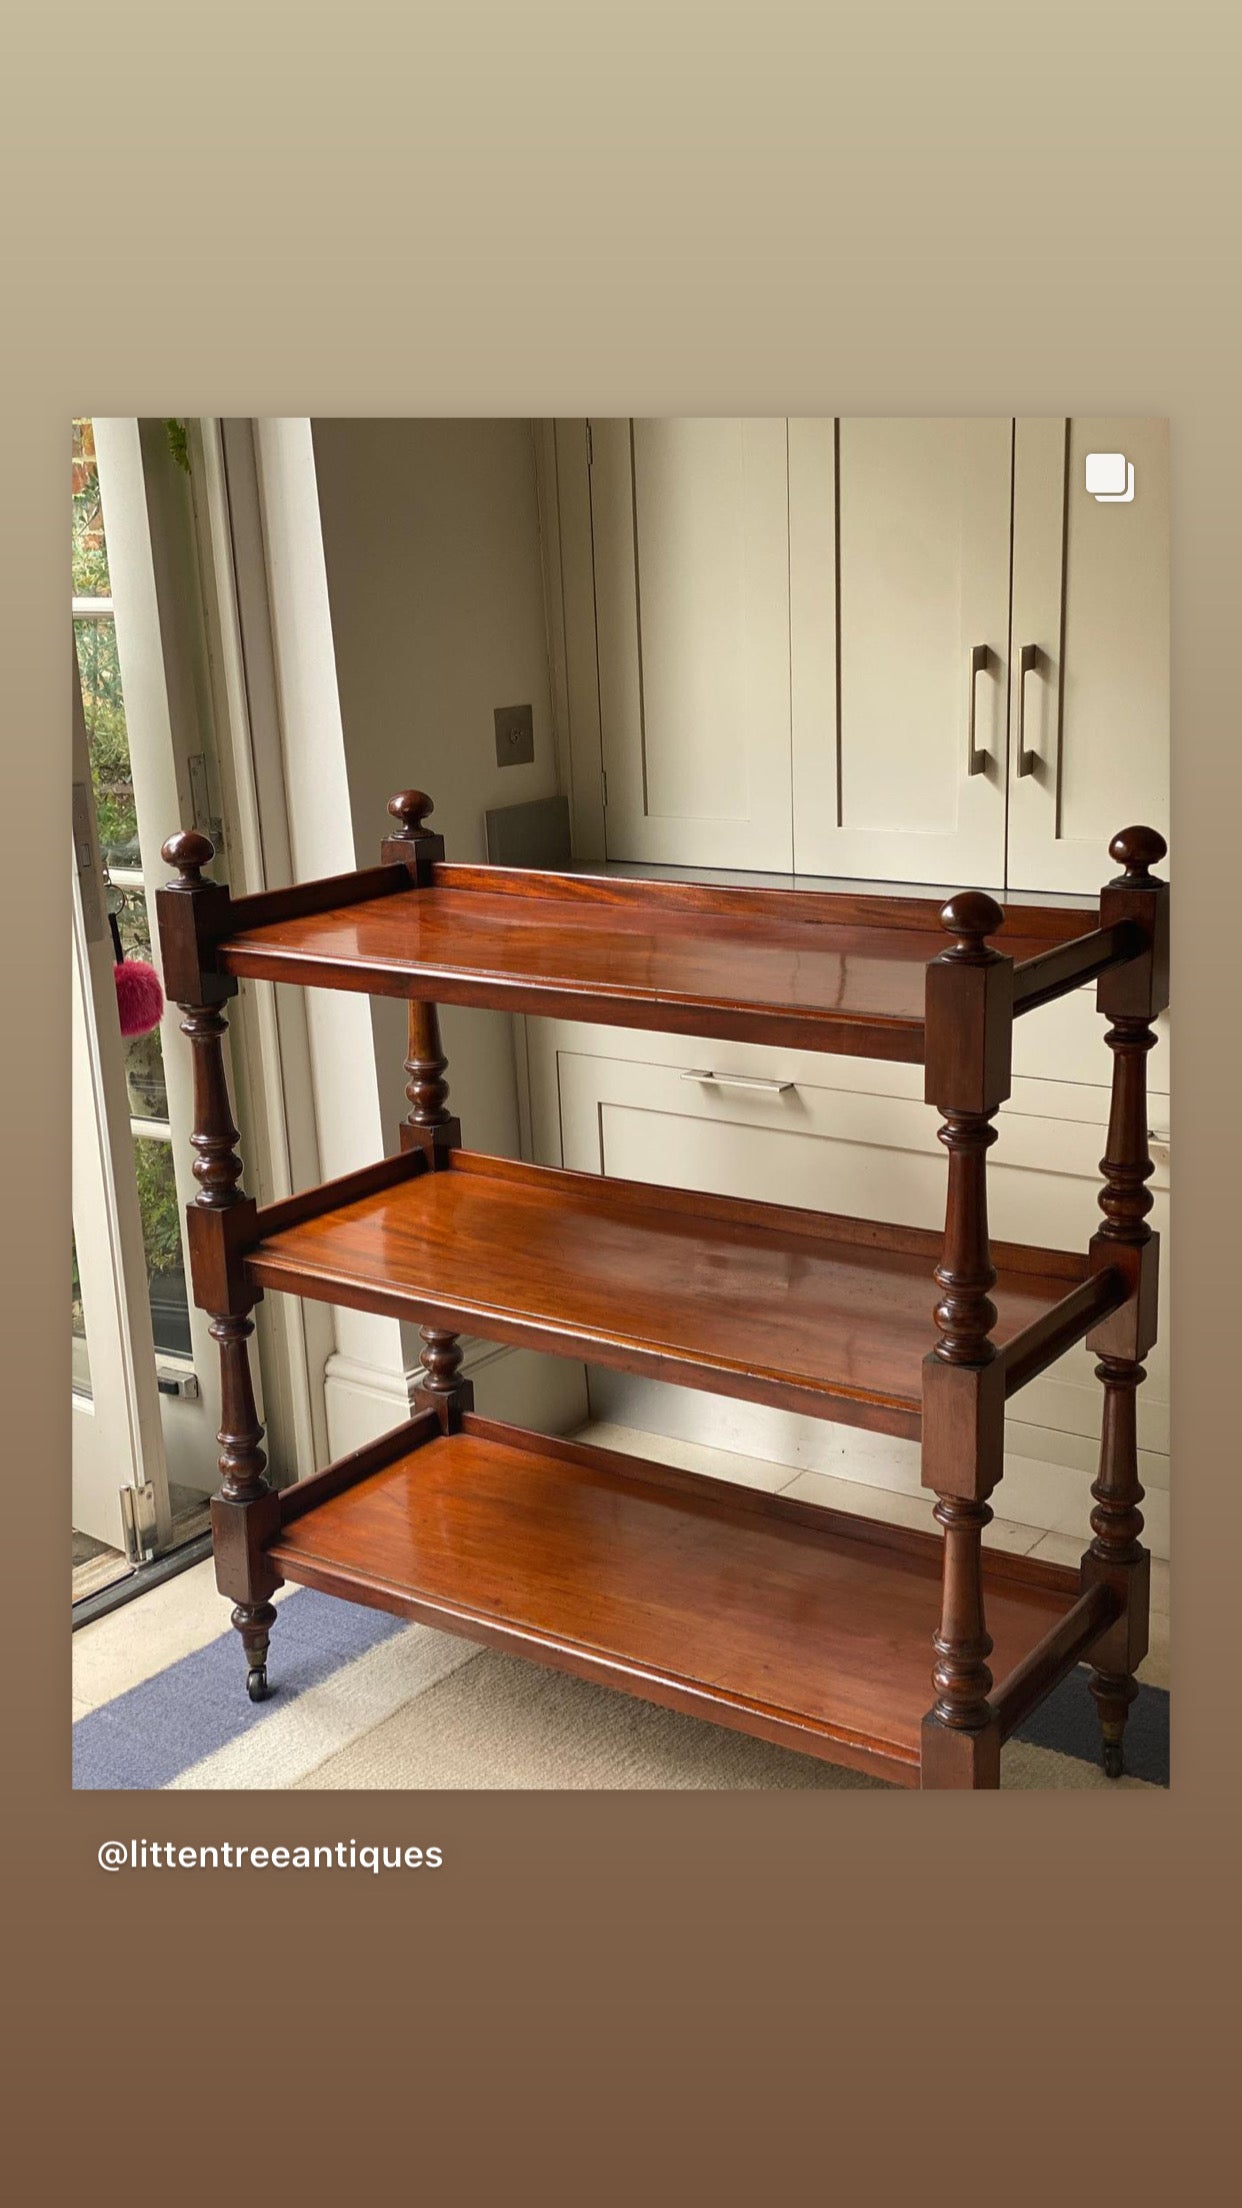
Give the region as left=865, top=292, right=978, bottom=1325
left=560, top=416, right=1168, bottom=893
left=587, top=417, right=795, bottom=870
left=1006, top=417, right=1169, bottom=894
left=789, top=416, right=1014, bottom=886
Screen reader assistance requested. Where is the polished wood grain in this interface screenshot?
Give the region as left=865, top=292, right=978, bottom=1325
left=399, top=995, right=473, bottom=1428
left=1081, top=825, right=1168, bottom=1775
left=276, top=1410, right=441, bottom=1525
left=160, top=828, right=279, bottom=1703
left=245, top=1148, right=1088, bottom=1442
left=162, top=804, right=1170, bottom=1780
left=217, top=871, right=1099, bottom=1061
left=380, top=788, right=445, bottom=881
left=1012, top=920, right=1143, bottom=1015
left=223, top=864, right=409, bottom=939
left=987, top=1583, right=1118, bottom=1739
left=997, top=1269, right=1126, bottom=1395
left=267, top=1415, right=1080, bottom=1784
left=920, top=891, right=1009, bottom=1783
left=432, top=863, right=1093, bottom=937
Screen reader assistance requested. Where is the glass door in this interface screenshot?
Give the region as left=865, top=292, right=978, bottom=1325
left=72, top=633, right=170, bottom=1581
left=71, top=420, right=227, bottom=1593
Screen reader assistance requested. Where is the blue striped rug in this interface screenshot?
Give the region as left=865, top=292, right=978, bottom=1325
left=74, top=1592, right=406, bottom=1791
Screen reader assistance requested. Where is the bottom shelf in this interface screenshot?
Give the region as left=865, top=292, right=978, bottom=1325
left=268, top=1416, right=1082, bottom=1786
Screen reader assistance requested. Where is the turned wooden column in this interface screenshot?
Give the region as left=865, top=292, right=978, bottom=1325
left=920, top=891, right=1014, bottom=1789
left=381, top=790, right=474, bottom=1432
left=1082, top=825, right=1168, bottom=1776
left=158, top=831, right=280, bottom=1701
left=402, top=994, right=474, bottom=1430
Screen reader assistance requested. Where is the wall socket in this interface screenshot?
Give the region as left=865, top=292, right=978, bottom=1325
left=494, top=702, right=535, bottom=767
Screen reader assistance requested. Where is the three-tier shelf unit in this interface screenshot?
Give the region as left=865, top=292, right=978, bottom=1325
left=155, top=793, right=1168, bottom=1789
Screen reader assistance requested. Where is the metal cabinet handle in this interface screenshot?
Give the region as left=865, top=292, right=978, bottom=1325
left=681, top=1070, right=796, bottom=1094
left=1016, top=643, right=1041, bottom=777
left=966, top=644, right=991, bottom=776
left=1148, top=1126, right=1170, bottom=1152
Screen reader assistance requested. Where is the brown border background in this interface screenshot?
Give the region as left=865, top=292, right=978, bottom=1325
left=3, top=7, right=1239, bottom=2198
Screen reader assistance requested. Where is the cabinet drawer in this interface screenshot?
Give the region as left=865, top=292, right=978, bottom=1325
left=522, top=1002, right=1168, bottom=1111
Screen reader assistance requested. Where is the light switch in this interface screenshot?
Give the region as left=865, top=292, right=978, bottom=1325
left=494, top=703, right=535, bottom=768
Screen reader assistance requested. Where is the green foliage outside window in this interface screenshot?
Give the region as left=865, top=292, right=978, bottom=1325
left=133, top=1138, right=184, bottom=1278
left=73, top=420, right=138, bottom=865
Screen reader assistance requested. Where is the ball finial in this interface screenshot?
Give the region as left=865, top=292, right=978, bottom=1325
left=1108, top=825, right=1167, bottom=882
left=387, top=791, right=435, bottom=836
left=938, top=890, right=1005, bottom=961
left=161, top=829, right=215, bottom=883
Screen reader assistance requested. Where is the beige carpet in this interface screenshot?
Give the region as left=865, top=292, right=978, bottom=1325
left=292, top=1646, right=1156, bottom=1791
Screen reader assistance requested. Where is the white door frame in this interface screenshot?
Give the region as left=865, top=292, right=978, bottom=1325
left=186, top=416, right=333, bottom=1482
left=195, top=418, right=410, bottom=1462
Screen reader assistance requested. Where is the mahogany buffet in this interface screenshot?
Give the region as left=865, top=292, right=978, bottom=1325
left=156, top=793, right=1168, bottom=1790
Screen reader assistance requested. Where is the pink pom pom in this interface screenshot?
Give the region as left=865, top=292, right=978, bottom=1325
left=114, top=959, right=165, bottom=1038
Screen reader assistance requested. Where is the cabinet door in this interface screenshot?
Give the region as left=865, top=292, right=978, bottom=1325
left=1007, top=418, right=1169, bottom=894
left=590, top=418, right=794, bottom=869
left=790, top=418, right=1011, bottom=888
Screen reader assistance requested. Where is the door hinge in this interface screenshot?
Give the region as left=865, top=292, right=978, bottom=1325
left=600, top=769, right=608, bottom=810
left=586, top=422, right=594, bottom=467
left=118, top=1482, right=159, bottom=1565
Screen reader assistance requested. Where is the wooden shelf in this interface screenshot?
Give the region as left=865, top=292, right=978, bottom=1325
left=217, top=864, right=1099, bottom=1061
left=267, top=1415, right=1082, bottom=1786
left=157, top=807, right=1167, bottom=1784
left=247, top=1150, right=1091, bottom=1440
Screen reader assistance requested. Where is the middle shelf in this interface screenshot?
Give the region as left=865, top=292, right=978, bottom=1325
left=246, top=1150, right=1093, bottom=1440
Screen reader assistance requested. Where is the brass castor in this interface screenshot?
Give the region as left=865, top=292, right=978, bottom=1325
left=1090, top=1669, right=1137, bottom=1782
left=232, top=1600, right=276, bottom=1704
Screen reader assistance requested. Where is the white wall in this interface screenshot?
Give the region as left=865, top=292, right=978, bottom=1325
left=310, top=417, right=560, bottom=1160
left=254, top=418, right=409, bottom=1456
left=309, top=418, right=587, bottom=1432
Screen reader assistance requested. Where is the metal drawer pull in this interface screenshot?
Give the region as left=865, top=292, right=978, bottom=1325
left=1016, top=642, right=1041, bottom=777
left=1148, top=1126, right=1170, bottom=1151
left=966, top=643, right=991, bottom=776
left=682, top=1070, right=796, bottom=1094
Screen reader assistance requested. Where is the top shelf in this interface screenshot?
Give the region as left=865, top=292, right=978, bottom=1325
left=216, top=864, right=1100, bottom=1062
